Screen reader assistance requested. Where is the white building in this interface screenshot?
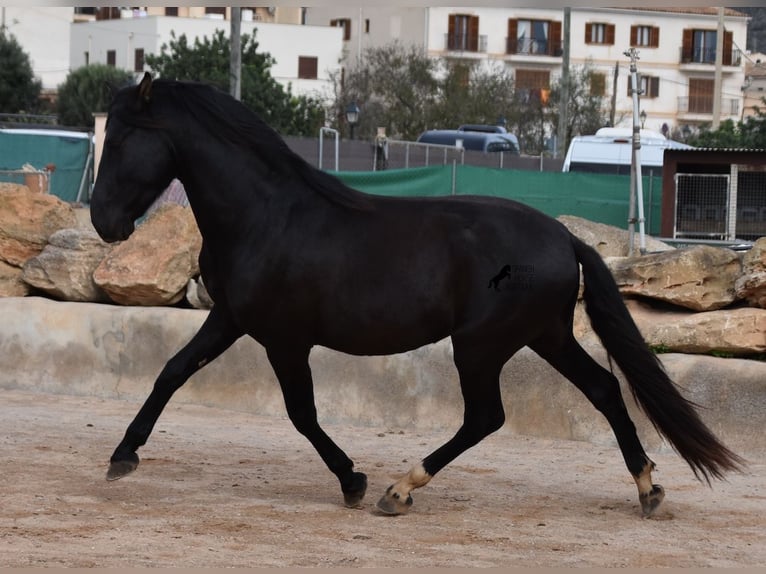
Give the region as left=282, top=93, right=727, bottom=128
left=1, top=7, right=73, bottom=91
left=306, top=6, right=750, bottom=134
left=69, top=10, right=343, bottom=102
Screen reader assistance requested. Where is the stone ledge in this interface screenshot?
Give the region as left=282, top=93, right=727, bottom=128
left=1, top=297, right=763, bottom=458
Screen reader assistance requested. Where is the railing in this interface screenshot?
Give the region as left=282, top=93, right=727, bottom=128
left=444, top=33, right=488, bottom=53
left=679, top=47, right=742, bottom=66
left=506, top=37, right=562, bottom=57
left=677, top=96, right=740, bottom=116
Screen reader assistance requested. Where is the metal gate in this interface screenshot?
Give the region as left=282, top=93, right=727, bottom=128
left=674, top=173, right=731, bottom=240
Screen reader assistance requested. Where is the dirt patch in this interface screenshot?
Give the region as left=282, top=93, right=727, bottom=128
left=1, top=389, right=764, bottom=567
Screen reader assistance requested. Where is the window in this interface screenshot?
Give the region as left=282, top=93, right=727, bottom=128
left=682, top=29, right=734, bottom=65
left=205, top=7, right=226, bottom=17
left=628, top=75, right=660, bottom=98
left=507, top=19, right=562, bottom=56
left=447, top=14, right=480, bottom=52
left=84, top=51, right=89, bottom=66
left=106, top=50, right=116, bottom=67
left=165, top=7, right=178, bottom=16
left=590, top=73, right=606, bottom=96
left=331, top=18, right=351, bottom=41
left=516, top=69, right=550, bottom=90
left=298, top=56, right=318, bottom=80
left=585, top=23, right=615, bottom=45
left=365, top=19, right=370, bottom=34
left=134, top=48, right=145, bottom=73
left=631, top=25, right=659, bottom=48
left=688, top=78, right=714, bottom=113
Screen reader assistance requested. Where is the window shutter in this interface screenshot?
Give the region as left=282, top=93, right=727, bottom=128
left=681, top=29, right=693, bottom=62
left=550, top=20, right=562, bottom=55
left=651, top=26, right=660, bottom=48
left=723, top=30, right=733, bottom=65
left=630, top=25, right=637, bottom=47
left=469, top=15, right=479, bottom=51
left=606, top=24, right=615, bottom=45
left=507, top=19, right=518, bottom=54
left=585, top=22, right=592, bottom=43
left=650, top=76, right=660, bottom=98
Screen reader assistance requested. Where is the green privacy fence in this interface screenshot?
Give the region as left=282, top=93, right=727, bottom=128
left=335, top=165, right=664, bottom=236
left=0, top=130, right=91, bottom=202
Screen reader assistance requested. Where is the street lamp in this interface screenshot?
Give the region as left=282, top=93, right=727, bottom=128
left=640, top=109, right=647, bottom=129
left=345, top=101, right=360, bottom=140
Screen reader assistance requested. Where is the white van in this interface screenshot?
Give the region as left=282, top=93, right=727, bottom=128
left=562, top=127, right=692, bottom=176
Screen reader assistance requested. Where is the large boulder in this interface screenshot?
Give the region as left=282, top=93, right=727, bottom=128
left=0, top=189, right=78, bottom=267
left=626, top=299, right=766, bottom=355
left=22, top=228, right=111, bottom=302
left=0, top=259, right=29, bottom=297
left=557, top=215, right=674, bottom=257
left=606, top=245, right=741, bottom=311
left=735, top=237, right=766, bottom=309
left=93, top=204, right=202, bottom=306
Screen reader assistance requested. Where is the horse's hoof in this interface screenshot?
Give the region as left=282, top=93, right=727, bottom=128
left=640, top=484, right=665, bottom=517
left=376, top=485, right=413, bottom=515
left=342, top=472, right=368, bottom=508
left=106, top=453, right=139, bottom=481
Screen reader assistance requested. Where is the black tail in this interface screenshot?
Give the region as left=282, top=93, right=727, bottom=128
left=571, top=236, right=745, bottom=483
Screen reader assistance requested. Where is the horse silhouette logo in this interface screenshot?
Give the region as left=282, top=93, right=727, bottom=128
left=488, top=265, right=512, bottom=291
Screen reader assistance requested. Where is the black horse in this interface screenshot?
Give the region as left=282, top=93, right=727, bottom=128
left=90, top=73, right=743, bottom=517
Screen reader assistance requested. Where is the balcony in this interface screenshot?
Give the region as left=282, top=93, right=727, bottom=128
left=505, top=37, right=562, bottom=60
left=444, top=33, right=488, bottom=54
left=677, top=96, right=740, bottom=117
left=679, top=47, right=742, bottom=68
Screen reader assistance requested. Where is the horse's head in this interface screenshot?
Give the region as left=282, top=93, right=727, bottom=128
left=91, top=73, right=177, bottom=242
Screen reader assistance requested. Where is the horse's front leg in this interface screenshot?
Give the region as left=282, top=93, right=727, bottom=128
left=106, top=306, right=243, bottom=480
left=266, top=345, right=368, bottom=507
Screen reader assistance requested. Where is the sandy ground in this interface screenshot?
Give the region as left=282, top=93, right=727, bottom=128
left=1, top=388, right=764, bottom=568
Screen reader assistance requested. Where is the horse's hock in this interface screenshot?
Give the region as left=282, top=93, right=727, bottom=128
left=0, top=296, right=763, bottom=458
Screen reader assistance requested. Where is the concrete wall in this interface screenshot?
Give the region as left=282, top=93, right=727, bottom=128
left=1, top=297, right=763, bottom=458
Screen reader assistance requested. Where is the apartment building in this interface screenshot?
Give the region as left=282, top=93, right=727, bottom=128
left=69, top=8, right=342, bottom=101
left=306, top=7, right=750, bottom=134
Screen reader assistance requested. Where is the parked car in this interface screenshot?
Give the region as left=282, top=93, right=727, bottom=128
left=417, top=129, right=520, bottom=154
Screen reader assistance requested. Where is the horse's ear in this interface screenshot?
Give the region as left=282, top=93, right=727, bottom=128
left=138, top=72, right=153, bottom=104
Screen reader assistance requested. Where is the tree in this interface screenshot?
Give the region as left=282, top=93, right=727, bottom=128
left=332, top=41, right=440, bottom=140
left=145, top=29, right=324, bottom=136
left=57, top=64, right=135, bottom=127
left=0, top=29, right=42, bottom=113
left=688, top=101, right=766, bottom=149
left=549, top=64, right=610, bottom=153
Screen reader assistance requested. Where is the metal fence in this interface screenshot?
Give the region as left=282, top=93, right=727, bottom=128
left=674, top=170, right=766, bottom=241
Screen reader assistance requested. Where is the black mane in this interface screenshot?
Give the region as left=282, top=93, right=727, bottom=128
left=123, top=78, right=373, bottom=211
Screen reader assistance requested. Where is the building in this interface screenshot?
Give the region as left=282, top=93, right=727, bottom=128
left=743, top=52, right=766, bottom=119
left=69, top=8, right=343, bottom=102
left=1, top=7, right=73, bottom=92
left=305, top=7, right=750, bottom=135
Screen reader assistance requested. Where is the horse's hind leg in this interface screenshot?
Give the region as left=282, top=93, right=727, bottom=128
left=377, top=340, right=509, bottom=515
left=530, top=334, right=665, bottom=516
left=266, top=345, right=368, bottom=508
left=107, top=306, right=242, bottom=480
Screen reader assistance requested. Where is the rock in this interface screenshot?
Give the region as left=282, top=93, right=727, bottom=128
left=557, top=215, right=674, bottom=257
left=626, top=299, right=766, bottom=355
left=606, top=245, right=741, bottom=311
left=0, top=189, right=78, bottom=267
left=93, top=204, right=202, bottom=306
left=0, top=182, right=31, bottom=194
left=0, top=259, right=29, bottom=297
left=735, top=237, right=766, bottom=308
left=22, top=228, right=111, bottom=302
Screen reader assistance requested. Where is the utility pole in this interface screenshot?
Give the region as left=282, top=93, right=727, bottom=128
left=625, top=48, right=646, bottom=256
left=610, top=61, right=619, bottom=127
left=712, top=6, right=725, bottom=130
left=556, top=7, right=570, bottom=159
left=230, top=7, right=242, bottom=101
